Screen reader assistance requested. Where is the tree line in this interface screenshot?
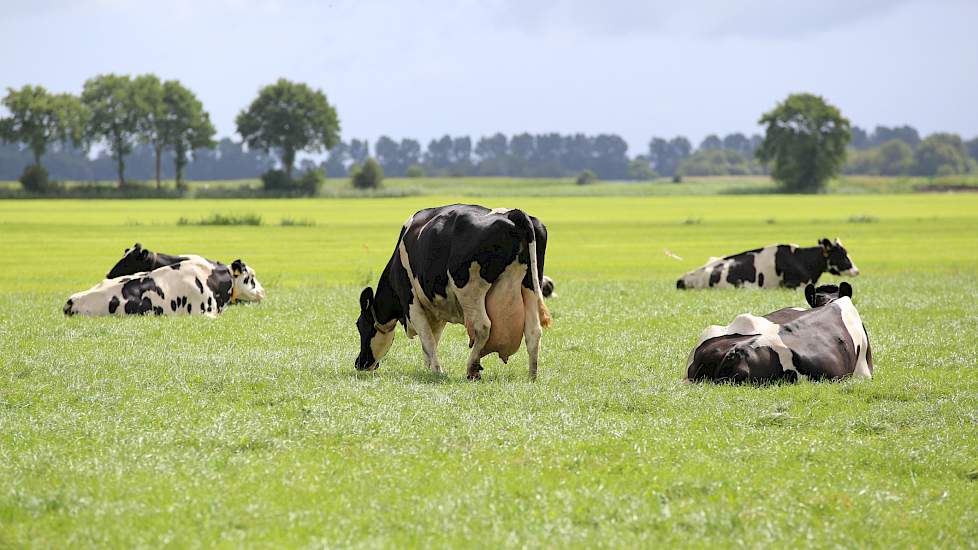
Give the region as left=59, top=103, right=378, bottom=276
left=2, top=75, right=977, bottom=191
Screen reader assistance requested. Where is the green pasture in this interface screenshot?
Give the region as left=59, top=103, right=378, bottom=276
left=2, top=173, right=978, bottom=198
left=1, top=193, right=977, bottom=547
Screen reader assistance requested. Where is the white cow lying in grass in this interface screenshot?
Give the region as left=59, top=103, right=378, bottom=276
left=63, top=256, right=264, bottom=318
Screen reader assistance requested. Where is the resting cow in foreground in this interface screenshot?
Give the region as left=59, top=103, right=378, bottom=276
left=676, top=238, right=859, bottom=290
left=64, top=256, right=264, bottom=317
left=355, top=204, right=551, bottom=380
left=686, top=282, right=874, bottom=383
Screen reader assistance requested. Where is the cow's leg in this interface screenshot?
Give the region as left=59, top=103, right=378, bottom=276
left=522, top=287, right=543, bottom=380
left=458, top=290, right=491, bottom=380
left=408, top=302, right=442, bottom=373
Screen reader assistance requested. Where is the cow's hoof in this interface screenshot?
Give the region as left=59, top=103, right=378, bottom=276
left=467, top=364, right=483, bottom=380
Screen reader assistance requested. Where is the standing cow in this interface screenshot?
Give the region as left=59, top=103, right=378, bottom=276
left=676, top=238, right=860, bottom=290
left=64, top=256, right=264, bottom=317
left=686, top=281, right=874, bottom=383
left=355, top=204, right=551, bottom=380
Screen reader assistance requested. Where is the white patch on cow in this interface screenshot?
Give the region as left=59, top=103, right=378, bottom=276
left=687, top=313, right=798, bottom=375
left=833, top=297, right=872, bottom=378
left=368, top=328, right=395, bottom=370
left=487, top=207, right=512, bottom=215
left=751, top=245, right=781, bottom=289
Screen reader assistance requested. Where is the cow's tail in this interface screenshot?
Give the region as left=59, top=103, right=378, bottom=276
left=507, top=209, right=552, bottom=328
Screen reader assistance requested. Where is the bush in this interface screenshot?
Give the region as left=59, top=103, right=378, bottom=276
left=627, top=159, right=657, bottom=181
left=405, top=164, right=426, bottom=178
left=297, top=168, right=324, bottom=196
left=672, top=174, right=683, bottom=183
left=177, top=213, right=262, bottom=226
left=576, top=169, right=597, bottom=185
left=19, top=164, right=58, bottom=194
left=352, top=158, right=384, bottom=189
left=260, top=168, right=321, bottom=196
left=261, top=169, right=292, bottom=191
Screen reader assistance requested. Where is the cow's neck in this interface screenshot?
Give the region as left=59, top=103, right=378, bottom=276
left=796, top=246, right=828, bottom=278
left=373, top=262, right=402, bottom=326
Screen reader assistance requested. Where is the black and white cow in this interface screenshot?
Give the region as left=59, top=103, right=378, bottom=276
left=355, top=204, right=551, bottom=380
left=103, top=243, right=265, bottom=302
left=686, top=282, right=874, bottom=383
left=676, top=238, right=860, bottom=290
left=64, top=256, right=264, bottom=317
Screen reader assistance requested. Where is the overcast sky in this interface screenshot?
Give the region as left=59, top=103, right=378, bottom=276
left=2, top=0, right=976, bottom=152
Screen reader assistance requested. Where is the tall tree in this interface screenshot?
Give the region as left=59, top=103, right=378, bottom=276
left=81, top=74, right=142, bottom=188
left=756, top=93, right=851, bottom=193
left=162, top=80, right=216, bottom=187
left=911, top=133, right=974, bottom=176
left=699, top=134, right=723, bottom=150
left=0, top=85, right=85, bottom=170
left=648, top=136, right=691, bottom=177
left=235, top=79, right=340, bottom=179
left=132, top=74, right=175, bottom=188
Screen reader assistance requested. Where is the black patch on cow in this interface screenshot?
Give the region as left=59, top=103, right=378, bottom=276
left=106, top=244, right=191, bottom=279
left=194, top=277, right=204, bottom=294
left=205, top=265, right=233, bottom=310
left=109, top=296, right=120, bottom=314
left=153, top=306, right=164, bottom=316
left=186, top=302, right=192, bottom=313
left=170, top=263, right=181, bottom=270
left=63, top=299, right=74, bottom=316
left=757, top=273, right=764, bottom=287
left=725, top=254, right=757, bottom=286
left=170, top=299, right=177, bottom=311
left=676, top=279, right=685, bottom=289
left=774, top=245, right=828, bottom=288
left=708, top=268, right=722, bottom=287
left=120, top=277, right=163, bottom=315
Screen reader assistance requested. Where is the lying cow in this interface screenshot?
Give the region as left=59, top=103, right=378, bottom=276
left=355, top=204, right=551, bottom=380
left=64, top=256, right=264, bottom=317
left=686, top=281, right=873, bottom=383
left=541, top=275, right=555, bottom=298
left=676, top=238, right=859, bottom=290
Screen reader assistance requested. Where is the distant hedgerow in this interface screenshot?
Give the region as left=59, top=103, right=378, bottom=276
left=177, top=213, right=262, bottom=226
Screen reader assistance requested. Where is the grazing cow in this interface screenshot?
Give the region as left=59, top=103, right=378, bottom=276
left=676, top=238, right=859, bottom=290
left=64, top=257, right=265, bottom=317
left=686, top=281, right=874, bottom=383
left=355, top=204, right=551, bottom=380
left=541, top=275, right=555, bottom=298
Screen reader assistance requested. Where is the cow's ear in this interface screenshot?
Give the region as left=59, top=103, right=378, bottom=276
left=839, top=281, right=853, bottom=299
left=819, top=238, right=832, bottom=249
left=139, top=248, right=150, bottom=258
left=804, top=284, right=817, bottom=308
left=231, top=259, right=244, bottom=276
left=359, top=287, right=374, bottom=312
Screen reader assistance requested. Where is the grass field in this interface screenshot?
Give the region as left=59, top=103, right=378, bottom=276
left=3, top=173, right=978, bottom=198
left=1, top=193, right=977, bottom=547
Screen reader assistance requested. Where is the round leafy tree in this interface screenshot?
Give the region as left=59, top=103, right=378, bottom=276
left=236, top=79, right=340, bottom=179
left=756, top=93, right=851, bottom=192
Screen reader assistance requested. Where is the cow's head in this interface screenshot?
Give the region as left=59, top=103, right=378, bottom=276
left=805, top=281, right=853, bottom=308
left=355, top=287, right=395, bottom=371
left=820, top=238, right=859, bottom=276
left=106, top=243, right=153, bottom=279
left=230, top=259, right=266, bottom=302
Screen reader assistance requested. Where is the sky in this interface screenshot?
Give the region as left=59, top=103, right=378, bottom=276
left=1, top=0, right=976, bottom=153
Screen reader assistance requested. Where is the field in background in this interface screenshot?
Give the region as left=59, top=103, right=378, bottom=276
left=1, top=194, right=977, bottom=546
left=2, top=174, right=978, bottom=197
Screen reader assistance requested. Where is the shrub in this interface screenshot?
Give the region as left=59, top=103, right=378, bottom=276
left=672, top=174, right=684, bottom=183
left=177, top=213, right=262, bottom=226
left=261, top=169, right=292, bottom=191
left=297, top=168, right=324, bottom=196
left=280, top=217, right=316, bottom=226
left=352, top=158, right=384, bottom=189
left=19, top=164, right=58, bottom=193
left=405, top=164, right=426, bottom=178
left=576, top=169, right=597, bottom=185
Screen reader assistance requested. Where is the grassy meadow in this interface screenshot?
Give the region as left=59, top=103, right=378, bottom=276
left=1, top=192, right=977, bottom=547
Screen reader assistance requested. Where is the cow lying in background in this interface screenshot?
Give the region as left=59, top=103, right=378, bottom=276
left=676, top=238, right=859, bottom=290
left=355, top=204, right=551, bottom=380
left=686, top=282, right=873, bottom=383
left=541, top=275, right=555, bottom=298
left=64, top=256, right=264, bottom=317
